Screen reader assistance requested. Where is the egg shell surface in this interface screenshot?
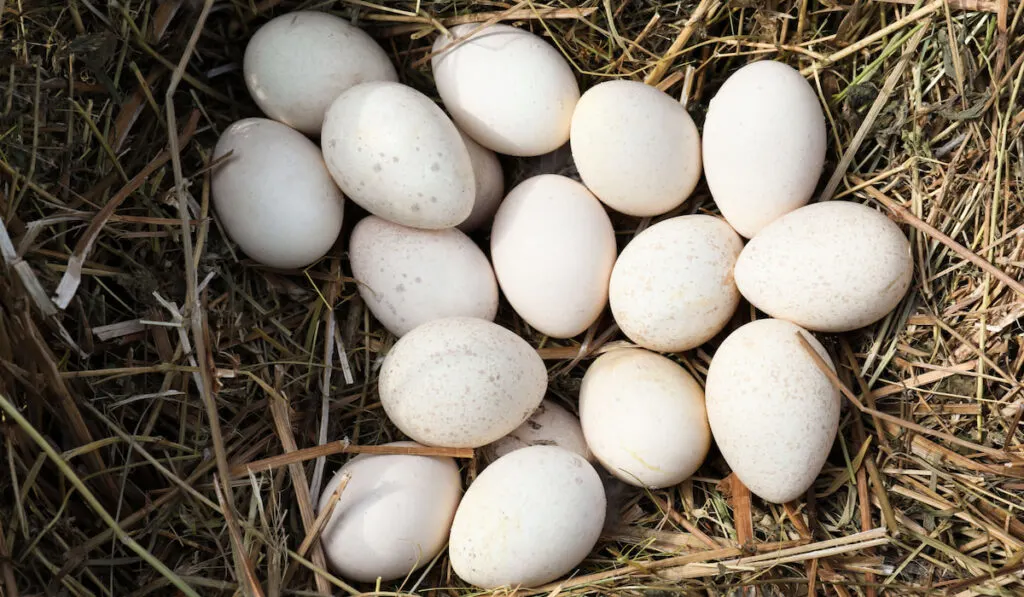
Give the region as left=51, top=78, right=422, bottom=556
left=609, top=215, right=743, bottom=352
left=490, top=175, right=616, bottom=338
left=570, top=80, right=702, bottom=216
left=580, top=348, right=710, bottom=488
left=211, top=118, right=344, bottom=269
left=702, top=60, right=826, bottom=237
left=243, top=11, right=397, bottom=135
left=456, top=129, right=505, bottom=232
left=321, top=81, right=474, bottom=229
left=317, top=441, right=461, bottom=583
left=449, top=445, right=605, bottom=588
left=704, top=319, right=840, bottom=504
left=349, top=216, right=498, bottom=337
left=432, top=24, right=580, bottom=156
left=483, top=400, right=592, bottom=462
left=379, top=317, right=547, bottom=448
left=734, top=201, right=913, bottom=332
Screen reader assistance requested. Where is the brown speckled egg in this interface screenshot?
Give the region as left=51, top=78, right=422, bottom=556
left=734, top=201, right=913, bottom=332
left=482, top=400, right=591, bottom=463
left=705, top=319, right=840, bottom=504
left=349, top=216, right=498, bottom=337
left=609, top=215, right=743, bottom=352
left=379, top=317, right=547, bottom=448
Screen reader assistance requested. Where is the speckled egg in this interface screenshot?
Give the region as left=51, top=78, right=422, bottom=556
left=490, top=175, right=616, bottom=338
left=321, top=82, right=474, bottom=229
left=449, top=445, right=605, bottom=588
left=432, top=24, right=580, bottom=156
left=482, top=400, right=591, bottom=463
left=580, top=348, right=710, bottom=488
left=705, top=319, right=840, bottom=504
left=734, top=201, right=913, bottom=332
left=318, top=442, right=461, bottom=582
left=212, top=118, right=344, bottom=269
left=703, top=61, right=826, bottom=237
left=348, top=216, right=498, bottom=336
left=570, top=80, right=702, bottom=216
left=379, top=317, right=547, bottom=448
left=456, top=128, right=505, bottom=232
left=609, top=215, right=743, bottom=352
left=243, top=11, right=397, bottom=135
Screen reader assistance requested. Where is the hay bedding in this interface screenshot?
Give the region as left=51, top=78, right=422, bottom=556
left=1, top=0, right=1023, bottom=595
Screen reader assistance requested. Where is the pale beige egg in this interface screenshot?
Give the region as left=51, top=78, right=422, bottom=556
left=482, top=400, right=591, bottom=462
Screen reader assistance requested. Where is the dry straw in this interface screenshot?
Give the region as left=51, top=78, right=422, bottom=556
left=0, top=0, right=1022, bottom=596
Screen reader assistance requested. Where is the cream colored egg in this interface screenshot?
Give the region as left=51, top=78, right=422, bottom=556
left=482, top=400, right=591, bottom=463
left=379, top=317, right=546, bottom=448
left=318, top=442, right=461, bottom=583
left=456, top=129, right=505, bottom=232
left=703, top=61, right=826, bottom=238
left=734, top=201, right=913, bottom=332
left=212, top=118, right=344, bottom=269
left=705, top=319, right=840, bottom=504
left=432, top=24, right=580, bottom=156
left=609, top=215, right=742, bottom=352
left=321, top=82, right=474, bottom=229
left=491, top=175, right=616, bottom=338
left=243, top=11, right=397, bottom=135
left=450, top=445, right=605, bottom=588
left=580, top=348, right=710, bottom=488
left=570, top=80, right=702, bottom=216
left=349, top=216, right=498, bottom=337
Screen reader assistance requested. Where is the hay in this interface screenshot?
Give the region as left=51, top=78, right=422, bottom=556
left=1, top=0, right=1022, bottom=595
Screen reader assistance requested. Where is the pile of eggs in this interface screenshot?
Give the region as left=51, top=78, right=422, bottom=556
left=213, top=11, right=914, bottom=589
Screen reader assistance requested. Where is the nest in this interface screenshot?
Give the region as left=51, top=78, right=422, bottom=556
left=1, top=0, right=1022, bottom=595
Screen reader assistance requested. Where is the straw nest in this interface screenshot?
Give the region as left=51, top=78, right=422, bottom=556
left=1, top=0, right=1022, bottom=595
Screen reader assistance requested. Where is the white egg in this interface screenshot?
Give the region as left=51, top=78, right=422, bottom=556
left=243, top=11, right=397, bottom=135
left=609, top=215, right=743, bottom=352
left=705, top=319, right=840, bottom=504
left=491, top=175, right=616, bottom=338
left=379, top=317, right=547, bottom=448
left=211, top=118, right=344, bottom=269
left=432, top=24, right=580, bottom=156
left=703, top=61, right=826, bottom=237
left=349, top=216, right=498, bottom=337
left=456, top=129, right=505, bottom=232
left=580, top=348, right=710, bottom=488
left=321, top=82, right=474, bottom=229
left=483, top=400, right=591, bottom=463
left=318, top=442, right=462, bottom=582
left=449, top=445, right=605, bottom=588
left=570, top=80, right=702, bottom=216
left=735, top=201, right=913, bottom=332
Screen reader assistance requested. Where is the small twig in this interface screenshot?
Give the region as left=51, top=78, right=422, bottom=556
left=281, top=473, right=351, bottom=588
left=0, top=511, right=19, bottom=597
left=718, top=474, right=754, bottom=548
left=853, top=176, right=1024, bottom=298
left=230, top=440, right=475, bottom=478
left=0, top=392, right=202, bottom=597
left=644, top=0, right=718, bottom=86
left=877, top=0, right=999, bottom=11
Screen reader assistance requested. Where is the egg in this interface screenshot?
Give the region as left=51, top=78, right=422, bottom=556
left=580, top=348, right=710, bottom=488
left=570, top=80, right=702, bottom=216
left=609, top=215, right=743, bottom=352
left=449, top=445, right=605, bottom=588
left=432, top=24, right=580, bottom=156
left=321, top=82, right=474, bottom=229
left=482, top=400, right=591, bottom=463
left=734, top=201, right=913, bottom=332
left=456, top=128, right=505, bottom=232
left=379, top=317, right=547, bottom=448
left=491, top=175, right=616, bottom=338
left=702, top=60, right=826, bottom=238
left=317, top=442, right=461, bottom=582
left=211, top=118, right=344, bottom=269
left=243, top=11, right=397, bottom=135
left=705, top=319, right=840, bottom=504
left=349, top=216, right=498, bottom=337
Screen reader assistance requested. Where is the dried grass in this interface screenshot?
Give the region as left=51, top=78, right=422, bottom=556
left=1, top=0, right=1023, bottom=596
